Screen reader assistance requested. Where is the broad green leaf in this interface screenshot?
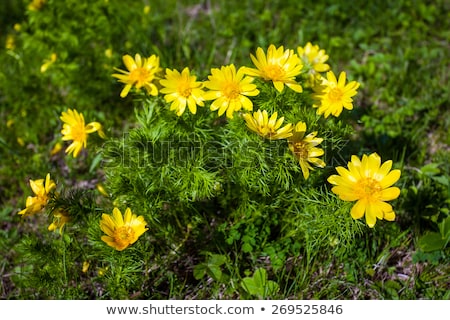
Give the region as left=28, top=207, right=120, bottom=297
left=252, top=268, right=267, bottom=288
left=208, top=265, right=223, bottom=281
left=420, top=163, right=440, bottom=177
left=208, top=254, right=226, bottom=266
left=265, top=280, right=279, bottom=297
left=438, top=216, right=450, bottom=246
left=241, top=268, right=279, bottom=298
left=418, top=232, right=445, bottom=252
left=193, top=264, right=207, bottom=280
left=241, top=277, right=259, bottom=296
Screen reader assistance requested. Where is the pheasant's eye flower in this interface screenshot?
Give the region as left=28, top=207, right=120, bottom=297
left=40, top=53, right=57, bottom=73
left=312, top=71, right=360, bottom=118
left=112, top=53, right=161, bottom=98
left=18, top=173, right=56, bottom=217
left=297, top=42, right=330, bottom=86
left=327, top=153, right=401, bottom=228
left=203, top=64, right=259, bottom=119
left=60, top=108, right=106, bottom=158
left=50, top=141, right=63, bottom=156
left=243, top=109, right=293, bottom=140
left=28, top=0, right=46, bottom=11
left=5, top=34, right=15, bottom=50
left=159, top=67, right=205, bottom=116
left=82, top=261, right=90, bottom=273
left=288, top=121, right=325, bottom=179
left=100, top=207, right=148, bottom=251
left=245, top=44, right=303, bottom=93
left=48, top=209, right=71, bottom=234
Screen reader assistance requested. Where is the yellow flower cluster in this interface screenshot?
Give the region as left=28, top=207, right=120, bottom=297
left=112, top=43, right=359, bottom=120
left=109, top=44, right=357, bottom=181
left=109, top=43, right=402, bottom=228
left=17, top=97, right=150, bottom=248
left=17, top=173, right=71, bottom=234
left=16, top=40, right=397, bottom=254
left=18, top=173, right=148, bottom=248
left=18, top=173, right=56, bottom=217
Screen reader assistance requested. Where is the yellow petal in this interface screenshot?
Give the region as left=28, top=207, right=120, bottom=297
left=380, top=187, right=400, bottom=201
left=384, top=211, right=396, bottom=221
left=367, top=153, right=381, bottom=175
left=299, top=160, right=310, bottom=180
left=123, top=55, right=136, bottom=71
left=44, top=173, right=56, bottom=193
left=100, top=214, right=115, bottom=236
left=327, top=71, right=337, bottom=84
left=123, top=207, right=133, bottom=224
left=380, top=169, right=401, bottom=188
left=29, top=179, right=44, bottom=195
left=294, top=121, right=306, bottom=134
left=286, top=82, right=303, bottom=93
left=85, top=122, right=103, bottom=134
left=337, top=71, right=347, bottom=87
left=120, top=84, right=132, bottom=98
left=332, top=186, right=359, bottom=201
left=350, top=199, right=366, bottom=219
left=336, top=166, right=358, bottom=184
left=273, top=81, right=284, bottom=92
left=112, top=207, right=124, bottom=226
left=375, top=160, right=393, bottom=180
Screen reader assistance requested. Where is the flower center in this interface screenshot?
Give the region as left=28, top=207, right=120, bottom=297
left=113, top=226, right=135, bottom=248
left=356, top=178, right=382, bottom=200
left=263, top=64, right=285, bottom=80
left=258, top=125, right=277, bottom=137
left=291, top=141, right=309, bottom=159
left=177, top=81, right=192, bottom=98
left=71, top=124, right=87, bottom=143
left=130, top=67, right=151, bottom=85
left=328, top=87, right=343, bottom=102
left=223, top=82, right=240, bottom=99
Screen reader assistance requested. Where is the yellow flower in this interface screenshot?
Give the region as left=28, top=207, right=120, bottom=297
left=327, top=153, right=401, bottom=228
left=17, top=137, right=25, bottom=147
left=297, top=42, right=330, bottom=86
left=98, top=266, right=109, bottom=276
left=100, top=207, right=148, bottom=251
left=245, top=44, right=303, bottom=93
left=82, top=261, right=90, bottom=273
left=288, top=121, right=325, bottom=179
left=96, top=183, right=109, bottom=197
left=243, top=109, right=293, bottom=140
left=112, top=53, right=161, bottom=98
left=159, top=67, right=205, bottom=116
left=5, top=34, right=15, bottom=50
left=18, top=173, right=56, bottom=217
left=40, top=53, right=57, bottom=73
left=28, top=0, right=46, bottom=11
left=48, top=209, right=71, bottom=234
left=50, top=141, right=63, bottom=156
left=104, top=48, right=113, bottom=58
left=60, top=109, right=106, bottom=158
left=312, top=71, right=360, bottom=118
left=204, top=64, right=259, bottom=119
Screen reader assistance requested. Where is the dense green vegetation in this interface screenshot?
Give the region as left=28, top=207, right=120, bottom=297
left=0, top=0, right=448, bottom=299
